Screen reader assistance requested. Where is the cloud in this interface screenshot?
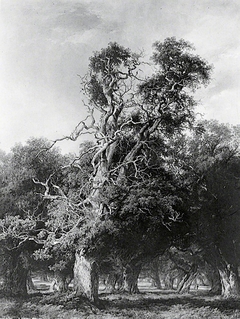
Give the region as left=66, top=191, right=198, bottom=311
left=197, top=88, right=240, bottom=125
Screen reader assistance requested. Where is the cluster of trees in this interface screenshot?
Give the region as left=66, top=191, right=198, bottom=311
left=0, top=37, right=240, bottom=302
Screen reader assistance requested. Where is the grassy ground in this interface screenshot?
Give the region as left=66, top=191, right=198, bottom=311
left=1, top=291, right=240, bottom=319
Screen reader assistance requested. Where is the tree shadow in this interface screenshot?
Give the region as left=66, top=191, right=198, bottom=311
left=100, top=291, right=240, bottom=314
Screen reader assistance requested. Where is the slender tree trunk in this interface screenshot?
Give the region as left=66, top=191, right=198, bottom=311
left=178, top=272, right=198, bottom=293
left=105, top=273, right=117, bottom=292
left=177, top=265, right=198, bottom=293
left=115, top=272, right=124, bottom=291
left=175, top=274, right=184, bottom=290
left=26, top=272, right=35, bottom=292
left=164, top=273, right=174, bottom=290
left=192, top=278, right=199, bottom=291
left=150, top=259, right=162, bottom=289
left=123, top=263, right=142, bottom=294
left=52, top=272, right=71, bottom=292
left=105, top=272, right=124, bottom=292
left=74, top=250, right=99, bottom=303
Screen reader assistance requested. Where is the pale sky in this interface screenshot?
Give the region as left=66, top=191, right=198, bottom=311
left=0, top=0, right=240, bottom=154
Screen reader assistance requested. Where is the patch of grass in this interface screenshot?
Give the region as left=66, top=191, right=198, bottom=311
left=0, top=298, right=17, bottom=318
left=0, top=291, right=240, bottom=319
left=160, top=304, right=240, bottom=319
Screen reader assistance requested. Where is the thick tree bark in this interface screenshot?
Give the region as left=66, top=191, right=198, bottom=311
left=218, top=263, right=239, bottom=298
left=123, top=263, right=142, bottom=294
left=74, top=250, right=99, bottom=303
left=205, top=248, right=239, bottom=297
left=2, top=252, right=28, bottom=296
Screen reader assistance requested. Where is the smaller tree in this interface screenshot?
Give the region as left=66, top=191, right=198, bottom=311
left=0, top=138, right=69, bottom=296
left=169, top=120, right=240, bottom=297
left=0, top=216, right=44, bottom=296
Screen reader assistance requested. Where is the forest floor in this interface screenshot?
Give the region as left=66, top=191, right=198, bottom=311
left=1, top=290, right=240, bottom=319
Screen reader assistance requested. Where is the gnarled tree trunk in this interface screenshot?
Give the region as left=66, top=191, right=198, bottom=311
left=218, top=263, right=239, bottom=298
left=2, top=251, right=28, bottom=297
left=74, top=250, right=99, bottom=303
left=123, top=263, right=142, bottom=294
left=205, top=248, right=239, bottom=297
left=178, top=271, right=198, bottom=293
left=177, top=264, right=198, bottom=293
